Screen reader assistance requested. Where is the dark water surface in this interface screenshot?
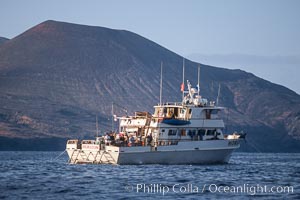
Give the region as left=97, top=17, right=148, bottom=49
left=0, top=152, right=299, bottom=199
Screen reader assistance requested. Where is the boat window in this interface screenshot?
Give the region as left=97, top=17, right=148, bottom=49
left=197, top=129, right=205, bottom=136
left=162, top=129, right=165, bottom=132
left=206, top=130, right=215, bottom=136
left=179, top=108, right=186, bottom=118
left=168, top=130, right=177, bottom=136
left=167, top=108, right=175, bottom=118
left=181, top=129, right=186, bottom=136
left=174, top=108, right=178, bottom=117
left=157, top=108, right=164, bottom=117
left=163, top=107, right=167, bottom=114
left=187, top=130, right=196, bottom=136
left=206, top=110, right=211, bottom=119
left=181, top=108, right=186, bottom=114
left=154, top=108, right=159, bottom=116
left=211, top=110, right=218, bottom=114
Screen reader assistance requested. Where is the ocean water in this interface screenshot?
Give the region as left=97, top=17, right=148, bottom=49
left=0, top=152, right=299, bottom=200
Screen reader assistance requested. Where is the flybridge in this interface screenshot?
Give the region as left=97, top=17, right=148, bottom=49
left=182, top=80, right=209, bottom=107
left=159, top=59, right=218, bottom=108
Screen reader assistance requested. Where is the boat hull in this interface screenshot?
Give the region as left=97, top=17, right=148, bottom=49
left=117, top=148, right=235, bottom=165
left=66, top=140, right=239, bottom=165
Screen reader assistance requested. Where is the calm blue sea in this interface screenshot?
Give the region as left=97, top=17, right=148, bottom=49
left=0, top=152, right=299, bottom=200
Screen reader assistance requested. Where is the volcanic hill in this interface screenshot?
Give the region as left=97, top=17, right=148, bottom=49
left=0, top=20, right=299, bottom=151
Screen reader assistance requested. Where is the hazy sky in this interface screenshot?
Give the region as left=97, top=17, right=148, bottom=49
left=1, top=0, right=299, bottom=93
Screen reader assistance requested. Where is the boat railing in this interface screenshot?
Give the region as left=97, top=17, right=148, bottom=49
left=152, top=116, right=223, bottom=121
left=66, top=139, right=81, bottom=149
left=157, top=102, right=183, bottom=106
left=81, top=140, right=98, bottom=145
left=190, top=117, right=223, bottom=120
left=67, top=139, right=78, bottom=144
left=151, top=116, right=190, bottom=123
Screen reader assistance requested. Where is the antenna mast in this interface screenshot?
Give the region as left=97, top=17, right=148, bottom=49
left=111, top=102, right=114, bottom=131
left=96, top=115, right=99, bottom=137
left=160, top=62, right=163, bottom=105
left=216, top=84, right=221, bottom=106
left=197, top=64, right=200, bottom=96
left=182, top=58, right=185, bottom=101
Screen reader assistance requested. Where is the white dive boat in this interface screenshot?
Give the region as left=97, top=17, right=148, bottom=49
left=66, top=78, right=245, bottom=165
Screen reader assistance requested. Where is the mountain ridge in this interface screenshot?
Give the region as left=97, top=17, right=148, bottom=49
left=0, top=37, right=9, bottom=46
left=187, top=53, right=300, bottom=95
left=0, top=20, right=299, bottom=152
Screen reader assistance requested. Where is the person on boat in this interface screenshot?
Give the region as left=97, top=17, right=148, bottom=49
left=104, top=133, right=110, bottom=145
left=135, top=137, right=140, bottom=146
left=110, top=132, right=115, bottom=145
left=170, top=111, right=175, bottom=119
left=158, top=109, right=164, bottom=117
left=115, top=133, right=120, bottom=145
left=129, top=134, right=135, bottom=146
left=124, top=133, right=129, bottom=146
left=119, top=133, right=125, bottom=146
left=146, top=133, right=152, bottom=146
